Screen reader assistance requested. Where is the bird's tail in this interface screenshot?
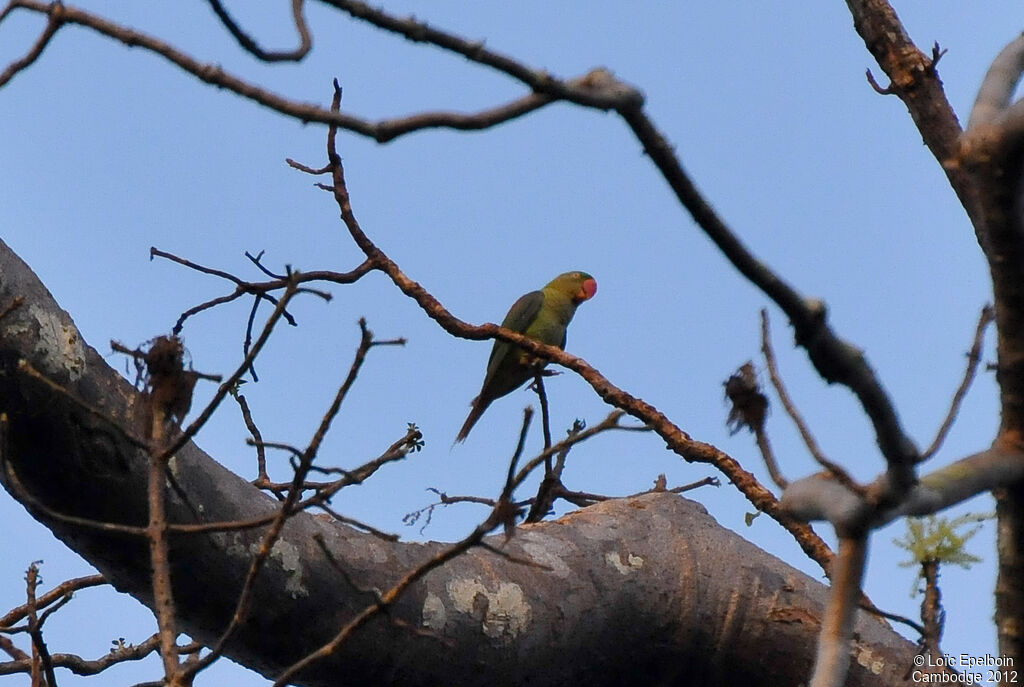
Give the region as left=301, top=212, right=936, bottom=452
left=455, top=396, right=489, bottom=443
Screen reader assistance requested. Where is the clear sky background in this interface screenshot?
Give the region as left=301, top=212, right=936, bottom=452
left=2, top=2, right=1021, bottom=684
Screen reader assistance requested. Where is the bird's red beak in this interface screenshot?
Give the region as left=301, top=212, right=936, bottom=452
left=577, top=278, right=597, bottom=302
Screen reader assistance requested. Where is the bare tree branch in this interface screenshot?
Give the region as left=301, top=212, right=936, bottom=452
left=0, top=575, right=105, bottom=628
left=0, top=0, right=61, bottom=88
left=920, top=305, right=994, bottom=461
left=760, top=311, right=864, bottom=495
left=207, top=0, right=311, bottom=62
left=313, top=78, right=838, bottom=575
left=620, top=105, right=919, bottom=501
left=809, top=536, right=868, bottom=687
left=968, top=33, right=1024, bottom=130
left=782, top=448, right=1024, bottom=530
left=844, top=0, right=965, bottom=175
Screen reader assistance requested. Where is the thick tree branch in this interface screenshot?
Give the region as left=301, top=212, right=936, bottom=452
left=782, top=448, right=1024, bottom=530
left=844, top=1, right=965, bottom=176
left=0, top=234, right=926, bottom=687
left=968, top=33, right=1024, bottom=131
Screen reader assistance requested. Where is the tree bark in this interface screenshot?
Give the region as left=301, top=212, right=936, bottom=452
left=0, top=237, right=925, bottom=686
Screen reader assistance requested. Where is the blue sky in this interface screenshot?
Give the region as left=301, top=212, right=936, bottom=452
left=2, top=2, right=1021, bottom=684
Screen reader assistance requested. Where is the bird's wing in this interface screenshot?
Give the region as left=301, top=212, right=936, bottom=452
left=484, top=289, right=544, bottom=375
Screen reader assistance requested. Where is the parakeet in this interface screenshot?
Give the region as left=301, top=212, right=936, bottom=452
left=455, top=271, right=597, bottom=443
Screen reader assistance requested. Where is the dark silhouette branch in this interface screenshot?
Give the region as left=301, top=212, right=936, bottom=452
left=619, top=105, right=919, bottom=501
left=207, top=0, right=311, bottom=62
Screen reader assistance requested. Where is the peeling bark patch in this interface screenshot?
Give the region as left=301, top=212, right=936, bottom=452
left=12, top=305, right=86, bottom=381
left=853, top=644, right=885, bottom=675
left=268, top=540, right=307, bottom=599
left=422, top=592, right=446, bottom=630
left=605, top=551, right=644, bottom=575
left=519, top=540, right=571, bottom=577
left=447, top=578, right=530, bottom=640
left=767, top=606, right=819, bottom=626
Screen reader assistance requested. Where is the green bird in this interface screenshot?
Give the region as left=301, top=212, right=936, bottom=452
left=456, top=271, right=597, bottom=443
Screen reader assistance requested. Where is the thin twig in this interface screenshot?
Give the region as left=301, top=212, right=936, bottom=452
left=146, top=386, right=180, bottom=681
left=865, top=68, right=895, bottom=95
left=232, top=389, right=274, bottom=496
left=207, top=0, right=311, bottom=62
left=523, top=370, right=562, bottom=522
left=533, top=369, right=553, bottom=457
left=272, top=410, right=531, bottom=687
left=555, top=475, right=720, bottom=505
left=0, top=635, right=30, bottom=662
left=0, top=635, right=166, bottom=678
left=314, top=504, right=398, bottom=541
left=919, top=305, right=994, bottom=461
left=24, top=563, right=58, bottom=687
left=919, top=560, right=944, bottom=656
left=760, top=311, right=864, bottom=495
left=180, top=318, right=401, bottom=681
left=0, top=575, right=106, bottom=627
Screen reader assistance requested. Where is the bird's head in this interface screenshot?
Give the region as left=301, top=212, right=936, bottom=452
left=547, top=271, right=597, bottom=304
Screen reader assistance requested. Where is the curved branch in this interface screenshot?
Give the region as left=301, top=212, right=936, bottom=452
left=0, top=0, right=62, bottom=88
left=207, top=0, right=311, bottom=62
left=318, top=0, right=645, bottom=111
left=316, top=85, right=836, bottom=575
left=618, top=106, right=920, bottom=497
left=968, top=32, right=1024, bottom=130
left=920, top=305, right=994, bottom=461
left=371, top=92, right=555, bottom=143
left=0, top=2, right=613, bottom=143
